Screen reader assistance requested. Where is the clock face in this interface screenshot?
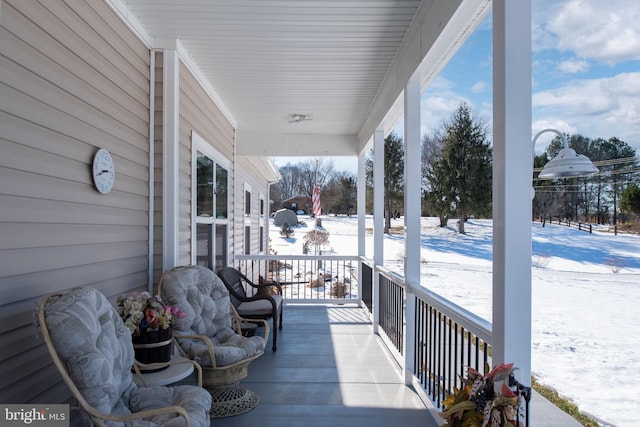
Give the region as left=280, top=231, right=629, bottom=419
left=92, top=148, right=115, bottom=194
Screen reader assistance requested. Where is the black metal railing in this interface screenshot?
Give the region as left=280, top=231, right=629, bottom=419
left=379, top=270, right=404, bottom=354
left=361, top=262, right=373, bottom=312
left=414, top=294, right=491, bottom=407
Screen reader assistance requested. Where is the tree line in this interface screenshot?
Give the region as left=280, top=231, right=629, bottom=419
left=534, top=135, right=639, bottom=227
left=270, top=158, right=357, bottom=216
left=271, top=102, right=639, bottom=232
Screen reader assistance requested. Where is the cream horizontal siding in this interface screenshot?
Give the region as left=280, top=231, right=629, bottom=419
left=0, top=0, right=150, bottom=404
left=176, top=61, right=235, bottom=267
left=234, top=158, right=272, bottom=259
left=152, top=51, right=165, bottom=284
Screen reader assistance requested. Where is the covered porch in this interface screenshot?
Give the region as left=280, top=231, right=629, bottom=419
left=1, top=0, right=563, bottom=423
left=207, top=302, right=579, bottom=427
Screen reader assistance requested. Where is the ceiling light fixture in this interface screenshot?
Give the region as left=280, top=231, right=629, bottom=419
left=289, top=114, right=312, bottom=123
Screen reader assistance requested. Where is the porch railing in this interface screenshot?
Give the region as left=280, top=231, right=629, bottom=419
left=235, top=255, right=528, bottom=425
left=235, top=255, right=360, bottom=301
left=371, top=262, right=492, bottom=406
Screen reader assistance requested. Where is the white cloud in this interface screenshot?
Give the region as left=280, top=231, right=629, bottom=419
left=531, top=120, right=578, bottom=153
left=548, top=0, right=640, bottom=64
left=557, top=58, right=589, bottom=74
left=471, top=81, right=487, bottom=93
left=533, top=72, right=640, bottom=147
left=421, top=77, right=473, bottom=133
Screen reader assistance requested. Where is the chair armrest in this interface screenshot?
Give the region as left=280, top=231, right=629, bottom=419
left=172, top=332, right=221, bottom=369
left=90, top=405, right=192, bottom=427
left=230, top=303, right=271, bottom=342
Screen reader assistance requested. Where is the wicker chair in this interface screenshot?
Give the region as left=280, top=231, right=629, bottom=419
left=158, top=265, right=268, bottom=418
left=36, top=286, right=211, bottom=427
left=216, top=266, right=283, bottom=352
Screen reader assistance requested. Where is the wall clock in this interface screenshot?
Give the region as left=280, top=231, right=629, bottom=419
left=92, top=148, right=115, bottom=194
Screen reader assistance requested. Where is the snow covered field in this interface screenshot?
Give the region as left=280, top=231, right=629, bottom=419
left=270, top=215, right=640, bottom=426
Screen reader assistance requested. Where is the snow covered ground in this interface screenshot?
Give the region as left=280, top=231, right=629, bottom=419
left=270, top=215, right=640, bottom=427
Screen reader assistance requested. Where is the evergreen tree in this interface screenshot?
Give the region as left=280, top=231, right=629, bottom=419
left=621, top=183, right=640, bottom=216
left=421, top=132, right=443, bottom=217
left=365, top=133, right=405, bottom=233
left=335, top=173, right=357, bottom=215
left=425, top=103, right=492, bottom=233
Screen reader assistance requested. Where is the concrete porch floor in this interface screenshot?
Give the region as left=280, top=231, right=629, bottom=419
left=208, top=303, right=580, bottom=427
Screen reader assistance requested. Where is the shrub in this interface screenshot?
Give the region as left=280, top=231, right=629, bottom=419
left=280, top=221, right=294, bottom=238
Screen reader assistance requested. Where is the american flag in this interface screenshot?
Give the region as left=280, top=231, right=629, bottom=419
left=312, top=181, right=321, bottom=216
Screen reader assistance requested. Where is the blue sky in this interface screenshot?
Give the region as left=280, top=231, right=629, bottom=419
left=276, top=0, right=640, bottom=172
left=424, top=0, right=640, bottom=154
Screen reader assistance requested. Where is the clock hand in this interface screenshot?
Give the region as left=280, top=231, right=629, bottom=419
left=96, top=170, right=110, bottom=176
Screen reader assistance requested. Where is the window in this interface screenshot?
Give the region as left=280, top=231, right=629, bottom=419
left=243, top=183, right=252, bottom=254
left=259, top=225, right=264, bottom=253
left=192, top=132, right=229, bottom=270
left=259, top=193, right=266, bottom=253
left=244, top=225, right=251, bottom=255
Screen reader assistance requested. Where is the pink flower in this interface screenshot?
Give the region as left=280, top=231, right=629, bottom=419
left=170, top=306, right=185, bottom=318
left=145, top=308, right=160, bottom=329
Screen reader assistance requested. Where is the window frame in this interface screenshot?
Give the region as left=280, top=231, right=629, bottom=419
left=191, top=131, right=230, bottom=269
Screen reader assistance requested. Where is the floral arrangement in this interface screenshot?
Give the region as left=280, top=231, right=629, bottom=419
left=440, top=363, right=524, bottom=427
left=117, top=291, right=184, bottom=336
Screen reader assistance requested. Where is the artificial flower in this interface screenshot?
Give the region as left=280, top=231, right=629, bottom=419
left=440, top=363, right=524, bottom=427
left=117, top=292, right=184, bottom=336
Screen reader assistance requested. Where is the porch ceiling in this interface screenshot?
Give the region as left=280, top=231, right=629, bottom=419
left=116, top=0, right=489, bottom=157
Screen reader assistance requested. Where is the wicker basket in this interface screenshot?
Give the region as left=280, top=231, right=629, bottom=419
left=133, top=326, right=172, bottom=372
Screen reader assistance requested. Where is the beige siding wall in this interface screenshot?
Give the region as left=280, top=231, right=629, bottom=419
left=176, top=61, right=235, bottom=266
left=0, top=0, right=150, bottom=403
left=234, top=158, right=272, bottom=258
left=152, top=51, right=164, bottom=283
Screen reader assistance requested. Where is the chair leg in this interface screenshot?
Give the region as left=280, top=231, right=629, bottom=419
left=272, top=315, right=278, bottom=352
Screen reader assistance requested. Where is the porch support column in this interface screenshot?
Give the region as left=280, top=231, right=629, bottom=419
left=492, top=0, right=532, bottom=384
left=403, top=78, right=421, bottom=384
left=162, top=48, right=180, bottom=270
left=373, top=129, right=385, bottom=333
left=357, top=149, right=367, bottom=301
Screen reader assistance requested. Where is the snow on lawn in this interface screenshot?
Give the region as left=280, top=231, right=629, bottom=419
left=270, top=215, right=640, bottom=427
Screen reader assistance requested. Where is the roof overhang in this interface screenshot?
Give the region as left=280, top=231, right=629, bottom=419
left=112, top=0, right=490, bottom=157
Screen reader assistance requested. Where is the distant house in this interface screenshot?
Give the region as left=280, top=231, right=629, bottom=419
left=282, top=196, right=313, bottom=214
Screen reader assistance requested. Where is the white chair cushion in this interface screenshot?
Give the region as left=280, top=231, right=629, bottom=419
left=161, top=266, right=266, bottom=367
left=41, top=287, right=211, bottom=427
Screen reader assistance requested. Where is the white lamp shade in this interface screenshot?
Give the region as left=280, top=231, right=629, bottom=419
left=538, top=147, right=599, bottom=179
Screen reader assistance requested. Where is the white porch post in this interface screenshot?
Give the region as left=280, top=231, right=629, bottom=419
left=492, top=0, right=532, bottom=383
left=373, top=130, right=385, bottom=333
left=357, top=149, right=367, bottom=301
left=162, top=48, right=180, bottom=271
left=403, top=78, right=421, bottom=384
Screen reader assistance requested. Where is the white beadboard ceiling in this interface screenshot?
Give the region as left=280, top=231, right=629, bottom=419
left=117, top=0, right=490, bottom=157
